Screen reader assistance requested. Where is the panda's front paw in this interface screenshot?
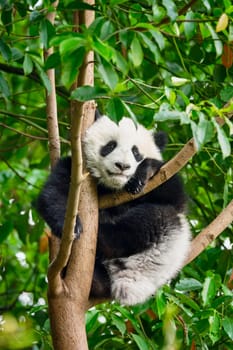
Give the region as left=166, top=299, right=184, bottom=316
left=74, top=216, right=83, bottom=239
left=125, top=176, right=145, bottom=194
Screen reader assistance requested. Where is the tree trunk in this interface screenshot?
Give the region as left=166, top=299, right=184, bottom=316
left=46, top=3, right=96, bottom=349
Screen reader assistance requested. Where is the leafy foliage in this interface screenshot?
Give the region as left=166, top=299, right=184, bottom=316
left=0, top=0, right=232, bottom=349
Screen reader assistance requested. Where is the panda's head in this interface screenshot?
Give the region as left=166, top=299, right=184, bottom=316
left=84, top=116, right=166, bottom=190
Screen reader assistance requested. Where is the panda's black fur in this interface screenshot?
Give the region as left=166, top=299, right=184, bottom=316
left=37, top=115, right=190, bottom=305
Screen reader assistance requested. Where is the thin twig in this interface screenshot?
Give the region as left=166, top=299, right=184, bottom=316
left=0, top=122, right=48, bottom=140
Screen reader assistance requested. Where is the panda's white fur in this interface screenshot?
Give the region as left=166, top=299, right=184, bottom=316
left=37, top=115, right=191, bottom=305
left=108, top=213, right=190, bottom=305
left=84, top=116, right=163, bottom=190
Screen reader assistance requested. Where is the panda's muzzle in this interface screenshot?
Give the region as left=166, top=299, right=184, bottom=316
left=115, top=162, right=131, bottom=171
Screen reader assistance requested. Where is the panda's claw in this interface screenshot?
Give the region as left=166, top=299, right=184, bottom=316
left=125, top=177, right=145, bottom=194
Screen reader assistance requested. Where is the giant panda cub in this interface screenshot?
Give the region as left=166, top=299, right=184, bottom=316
left=37, top=115, right=191, bottom=305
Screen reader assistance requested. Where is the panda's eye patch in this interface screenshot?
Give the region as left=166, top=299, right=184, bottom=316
left=100, top=140, right=117, bottom=157
left=132, top=145, right=143, bottom=162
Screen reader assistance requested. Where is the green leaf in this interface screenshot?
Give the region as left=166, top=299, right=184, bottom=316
left=150, top=29, right=165, bottom=51
left=34, top=62, right=51, bottom=94
left=139, top=32, right=160, bottom=64
left=0, top=72, right=10, bottom=98
left=0, top=221, right=13, bottom=243
left=97, top=60, right=118, bottom=90
left=162, top=0, right=178, bottom=21
left=113, top=51, right=128, bottom=76
left=206, top=23, right=223, bottom=57
left=59, top=36, right=85, bottom=57
left=111, top=314, right=126, bottom=335
left=50, top=33, right=77, bottom=46
left=224, top=117, right=233, bottom=136
left=174, top=292, right=200, bottom=311
left=1, top=7, right=12, bottom=34
left=154, top=104, right=187, bottom=122
left=106, top=97, right=125, bottom=121
left=152, top=5, right=166, bottom=23
left=191, top=114, right=214, bottom=150
left=40, top=19, right=56, bottom=49
left=213, top=120, right=231, bottom=158
left=175, top=278, right=203, bottom=292
left=110, top=0, right=128, bottom=5
left=71, top=85, right=107, bottom=101
left=85, top=310, right=99, bottom=334
left=44, top=52, right=61, bottom=70
left=184, top=11, right=197, bottom=39
left=222, top=316, right=233, bottom=340
left=61, top=47, right=85, bottom=88
left=0, top=38, right=12, bottom=61
left=220, top=86, right=233, bottom=102
left=23, top=54, right=33, bottom=75
left=130, top=35, right=143, bottom=67
left=100, top=20, right=115, bottom=40
left=131, top=334, right=150, bottom=350
left=214, top=64, right=226, bottom=83
left=92, top=38, right=113, bottom=61
left=201, top=275, right=217, bottom=306
left=155, top=288, right=167, bottom=318
left=11, top=48, right=23, bottom=61
left=209, top=311, right=221, bottom=344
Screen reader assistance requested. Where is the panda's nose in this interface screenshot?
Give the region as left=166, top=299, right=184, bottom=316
left=115, top=162, right=130, bottom=171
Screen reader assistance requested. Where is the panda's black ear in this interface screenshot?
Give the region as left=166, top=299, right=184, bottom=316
left=95, top=109, right=102, bottom=120
left=153, top=131, right=167, bottom=151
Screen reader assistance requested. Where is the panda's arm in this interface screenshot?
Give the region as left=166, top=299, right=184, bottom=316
left=125, top=158, right=187, bottom=212
left=37, top=157, right=82, bottom=238
left=125, top=158, right=163, bottom=194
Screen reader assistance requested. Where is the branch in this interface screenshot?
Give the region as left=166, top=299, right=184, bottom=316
left=42, top=0, right=62, bottom=292
left=64, top=5, right=98, bottom=307
left=0, top=62, right=68, bottom=99
left=184, top=199, right=233, bottom=265
left=43, top=0, right=60, bottom=169
left=0, top=122, right=48, bottom=140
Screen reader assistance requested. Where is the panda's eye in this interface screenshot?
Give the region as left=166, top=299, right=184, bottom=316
left=132, top=145, right=143, bottom=162
left=100, top=140, right=117, bottom=157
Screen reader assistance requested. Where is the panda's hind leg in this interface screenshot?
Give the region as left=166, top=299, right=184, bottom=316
left=110, top=271, right=155, bottom=306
